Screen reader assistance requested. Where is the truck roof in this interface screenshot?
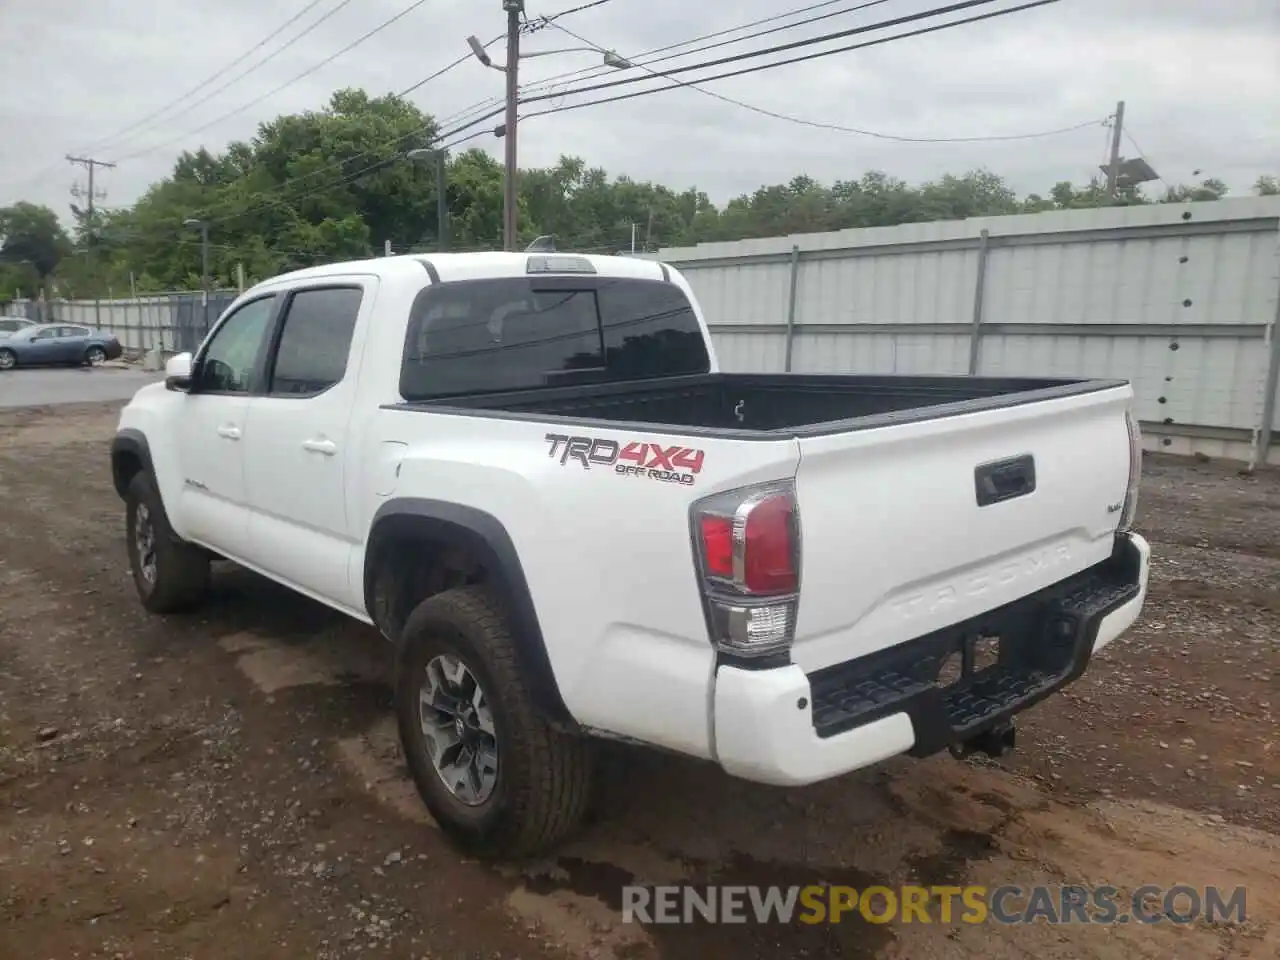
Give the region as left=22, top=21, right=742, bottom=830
left=256, top=251, right=672, bottom=290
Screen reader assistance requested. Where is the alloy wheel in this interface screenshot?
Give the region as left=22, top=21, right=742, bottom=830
left=418, top=653, right=499, bottom=806
left=134, top=503, right=157, bottom=586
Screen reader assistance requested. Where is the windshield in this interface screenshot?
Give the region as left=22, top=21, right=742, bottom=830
left=400, top=276, right=711, bottom=400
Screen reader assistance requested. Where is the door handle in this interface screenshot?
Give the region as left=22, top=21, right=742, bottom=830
left=302, top=438, right=337, bottom=456
left=216, top=425, right=241, bottom=440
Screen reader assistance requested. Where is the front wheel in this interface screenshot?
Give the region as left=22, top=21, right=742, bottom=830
left=125, top=472, right=210, bottom=613
left=0, top=349, right=15, bottom=370
left=84, top=345, right=107, bottom=366
left=396, top=585, right=595, bottom=859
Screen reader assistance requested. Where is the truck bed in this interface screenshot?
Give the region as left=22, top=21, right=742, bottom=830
left=398, top=373, right=1123, bottom=436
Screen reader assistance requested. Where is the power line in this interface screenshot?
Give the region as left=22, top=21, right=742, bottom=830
left=201, top=1, right=1056, bottom=228
left=539, top=0, right=898, bottom=87
left=545, top=14, right=1098, bottom=144
left=1123, top=127, right=1173, bottom=193
left=206, top=108, right=499, bottom=226
left=78, top=0, right=340, bottom=155
left=110, top=0, right=435, bottom=164
left=520, top=0, right=854, bottom=94
left=179, top=40, right=495, bottom=225
left=535, top=0, right=616, bottom=21
left=397, top=51, right=473, bottom=97
left=521, top=0, right=1017, bottom=108
left=425, top=1, right=898, bottom=150
left=2, top=0, right=353, bottom=194
left=182, top=34, right=508, bottom=225
left=521, top=0, right=1063, bottom=124
left=515, top=0, right=884, bottom=101
left=199, top=123, right=493, bottom=229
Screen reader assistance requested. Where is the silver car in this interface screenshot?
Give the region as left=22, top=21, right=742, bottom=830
left=0, top=323, right=123, bottom=369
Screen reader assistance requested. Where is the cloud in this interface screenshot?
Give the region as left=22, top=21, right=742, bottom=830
left=1, top=0, right=1276, bottom=223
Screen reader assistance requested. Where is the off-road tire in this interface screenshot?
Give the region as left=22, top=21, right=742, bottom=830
left=396, top=585, right=594, bottom=859
left=125, top=471, right=210, bottom=613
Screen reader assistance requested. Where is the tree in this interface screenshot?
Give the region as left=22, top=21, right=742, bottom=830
left=1161, top=178, right=1228, bottom=203
left=0, top=202, right=71, bottom=283
left=2, top=87, right=1249, bottom=298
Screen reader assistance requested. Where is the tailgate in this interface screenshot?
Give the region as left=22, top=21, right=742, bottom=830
left=791, top=384, right=1134, bottom=673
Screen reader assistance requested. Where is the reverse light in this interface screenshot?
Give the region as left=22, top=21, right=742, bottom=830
left=691, top=481, right=800, bottom=659
left=1118, top=409, right=1142, bottom=533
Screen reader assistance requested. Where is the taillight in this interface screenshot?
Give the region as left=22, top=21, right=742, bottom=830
left=1119, top=409, right=1142, bottom=533
left=691, top=481, right=800, bottom=659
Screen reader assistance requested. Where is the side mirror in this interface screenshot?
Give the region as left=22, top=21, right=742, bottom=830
left=164, top=351, right=194, bottom=391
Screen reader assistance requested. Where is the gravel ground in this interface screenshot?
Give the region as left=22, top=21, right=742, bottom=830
left=0, top=403, right=1277, bottom=960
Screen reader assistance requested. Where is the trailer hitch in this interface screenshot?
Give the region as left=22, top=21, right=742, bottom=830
left=950, top=720, right=1016, bottom=760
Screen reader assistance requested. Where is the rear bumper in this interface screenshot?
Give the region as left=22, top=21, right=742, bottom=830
left=105, top=339, right=123, bottom=360
left=712, top=532, right=1150, bottom=787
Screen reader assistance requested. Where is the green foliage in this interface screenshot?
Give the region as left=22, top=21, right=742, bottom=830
left=9, top=89, right=1252, bottom=297
left=0, top=201, right=72, bottom=299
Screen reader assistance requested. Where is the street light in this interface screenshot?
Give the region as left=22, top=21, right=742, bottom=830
left=466, top=35, right=633, bottom=70
left=182, top=218, right=210, bottom=333
left=406, top=148, right=449, bottom=252
left=464, top=22, right=632, bottom=251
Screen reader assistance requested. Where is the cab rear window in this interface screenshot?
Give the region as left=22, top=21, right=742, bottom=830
left=399, top=277, right=710, bottom=400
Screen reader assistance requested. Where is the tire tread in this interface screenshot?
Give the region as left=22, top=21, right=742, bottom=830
left=397, top=585, right=592, bottom=858
left=126, top=472, right=209, bottom=613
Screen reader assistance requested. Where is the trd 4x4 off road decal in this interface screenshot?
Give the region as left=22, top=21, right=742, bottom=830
left=544, top=433, right=706, bottom=486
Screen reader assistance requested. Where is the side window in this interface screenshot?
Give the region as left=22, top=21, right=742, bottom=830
left=267, top=287, right=363, bottom=396
left=194, top=296, right=277, bottom=394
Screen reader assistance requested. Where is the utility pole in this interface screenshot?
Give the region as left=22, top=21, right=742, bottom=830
left=437, top=149, right=450, bottom=252
left=182, top=219, right=210, bottom=332
left=1105, top=100, right=1125, bottom=202
left=66, top=155, right=115, bottom=328
left=407, top=147, right=451, bottom=251
left=502, top=0, right=523, bottom=251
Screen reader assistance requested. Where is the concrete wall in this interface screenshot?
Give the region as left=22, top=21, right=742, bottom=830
left=656, top=197, right=1280, bottom=467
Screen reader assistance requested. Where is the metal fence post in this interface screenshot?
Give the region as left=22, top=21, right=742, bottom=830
left=1255, top=270, right=1280, bottom=469
left=783, top=244, right=801, bottom=372
left=967, top=228, right=991, bottom=375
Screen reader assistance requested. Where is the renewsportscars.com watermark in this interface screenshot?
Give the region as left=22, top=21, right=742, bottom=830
left=621, top=884, right=1248, bottom=926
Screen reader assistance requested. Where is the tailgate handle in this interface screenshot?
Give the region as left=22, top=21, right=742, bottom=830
left=975, top=454, right=1036, bottom=507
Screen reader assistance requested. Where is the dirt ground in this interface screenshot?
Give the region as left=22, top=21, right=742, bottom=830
left=1, top=402, right=1277, bottom=960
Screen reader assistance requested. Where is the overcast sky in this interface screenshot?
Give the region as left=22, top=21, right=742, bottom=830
left=2, top=0, right=1276, bottom=225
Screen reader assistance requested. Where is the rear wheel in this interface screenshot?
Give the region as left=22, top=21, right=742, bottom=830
left=84, top=345, right=106, bottom=366
left=125, top=472, right=210, bottom=613
left=0, top=349, right=15, bottom=370
left=396, top=585, right=595, bottom=859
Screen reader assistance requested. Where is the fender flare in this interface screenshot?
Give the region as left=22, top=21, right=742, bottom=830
left=110, top=428, right=155, bottom=500
left=364, top=498, right=573, bottom=726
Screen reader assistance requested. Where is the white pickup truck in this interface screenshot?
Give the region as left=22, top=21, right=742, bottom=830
left=111, top=251, right=1149, bottom=857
